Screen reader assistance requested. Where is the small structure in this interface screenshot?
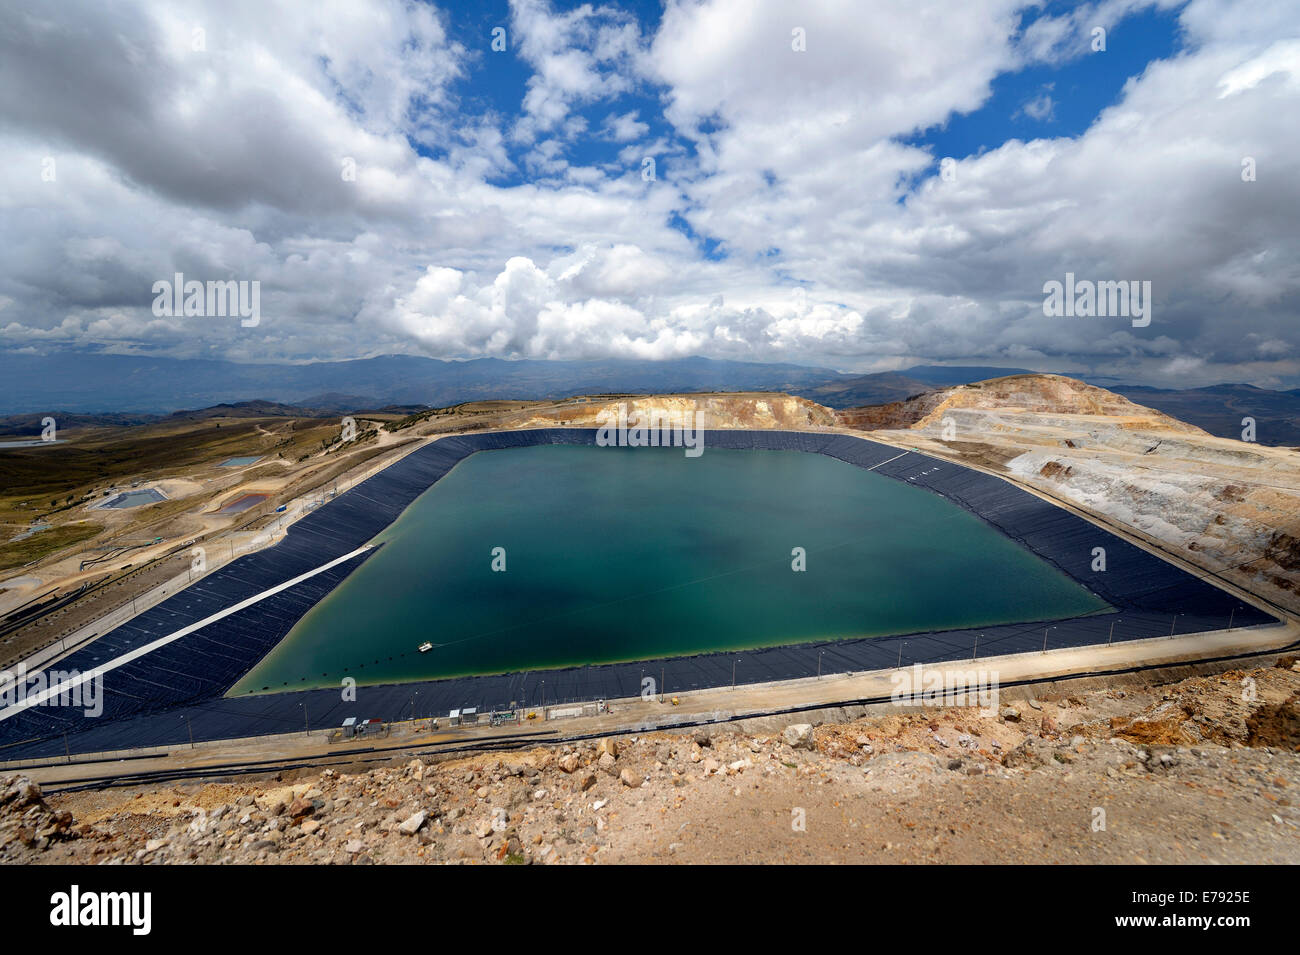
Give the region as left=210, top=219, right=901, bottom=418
left=449, top=707, right=478, bottom=727
left=354, top=717, right=384, bottom=738
left=339, top=716, right=358, bottom=739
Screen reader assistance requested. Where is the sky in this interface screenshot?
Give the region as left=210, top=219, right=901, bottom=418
left=0, top=0, right=1297, bottom=387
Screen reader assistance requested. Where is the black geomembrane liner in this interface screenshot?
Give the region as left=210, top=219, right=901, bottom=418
left=0, top=429, right=1277, bottom=758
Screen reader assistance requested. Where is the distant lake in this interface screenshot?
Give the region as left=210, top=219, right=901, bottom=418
left=217, top=493, right=267, bottom=514
left=233, top=445, right=1108, bottom=693
left=102, top=488, right=165, bottom=509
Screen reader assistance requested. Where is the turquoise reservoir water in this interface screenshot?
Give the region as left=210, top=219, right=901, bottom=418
left=233, top=445, right=1109, bottom=693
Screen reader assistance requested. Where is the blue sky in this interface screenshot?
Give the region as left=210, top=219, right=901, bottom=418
left=909, top=3, right=1185, bottom=165
left=431, top=0, right=1189, bottom=203
left=422, top=0, right=671, bottom=180
left=1, top=0, right=1297, bottom=388
left=415, top=0, right=1202, bottom=274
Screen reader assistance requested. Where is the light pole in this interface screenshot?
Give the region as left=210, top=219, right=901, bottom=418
left=1109, top=618, right=1121, bottom=646
left=817, top=650, right=823, bottom=679
left=732, top=658, right=739, bottom=691
left=973, top=633, right=980, bottom=662
left=182, top=714, right=194, bottom=749
left=1042, top=625, right=1055, bottom=654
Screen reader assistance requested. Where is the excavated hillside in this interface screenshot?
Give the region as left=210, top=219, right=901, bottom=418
left=504, top=393, right=838, bottom=431
left=838, top=374, right=1300, bottom=614
left=837, top=374, right=1206, bottom=433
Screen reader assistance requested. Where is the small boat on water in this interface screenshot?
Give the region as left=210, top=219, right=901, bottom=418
left=418, top=641, right=434, bottom=653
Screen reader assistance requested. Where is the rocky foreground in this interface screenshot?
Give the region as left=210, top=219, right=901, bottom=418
left=4, top=659, right=1299, bottom=865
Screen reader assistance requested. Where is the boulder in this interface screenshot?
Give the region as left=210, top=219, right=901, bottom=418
left=397, top=811, right=426, bottom=835
left=783, top=724, right=815, bottom=750
left=0, top=778, right=43, bottom=810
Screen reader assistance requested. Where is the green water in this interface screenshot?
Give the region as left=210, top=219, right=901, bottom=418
left=232, top=445, right=1108, bottom=693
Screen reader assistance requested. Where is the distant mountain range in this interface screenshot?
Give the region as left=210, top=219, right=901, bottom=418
left=802, top=365, right=1038, bottom=408
left=1106, top=383, right=1300, bottom=447
left=1, top=353, right=1296, bottom=447
left=0, top=353, right=852, bottom=416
